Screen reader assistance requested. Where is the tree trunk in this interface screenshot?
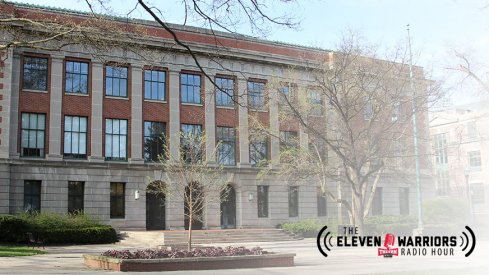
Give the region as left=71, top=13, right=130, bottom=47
left=352, top=191, right=365, bottom=236
left=188, top=214, right=193, bottom=251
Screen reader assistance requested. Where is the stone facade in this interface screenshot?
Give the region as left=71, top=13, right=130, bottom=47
left=0, top=3, right=434, bottom=230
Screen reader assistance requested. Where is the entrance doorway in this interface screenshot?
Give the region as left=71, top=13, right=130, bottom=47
left=221, top=185, right=236, bottom=229
left=184, top=181, right=204, bottom=230
left=146, top=183, right=166, bottom=230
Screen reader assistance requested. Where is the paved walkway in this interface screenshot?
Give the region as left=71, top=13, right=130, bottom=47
left=1, top=231, right=489, bottom=274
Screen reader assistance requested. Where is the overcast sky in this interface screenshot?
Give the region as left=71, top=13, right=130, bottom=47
left=14, top=0, right=489, bottom=106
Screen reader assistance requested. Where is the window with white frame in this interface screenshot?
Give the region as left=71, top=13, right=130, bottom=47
left=21, top=113, right=46, bottom=157
left=64, top=116, right=88, bottom=159
left=468, top=150, right=481, bottom=168
left=23, top=56, right=48, bottom=91
left=144, top=69, right=166, bottom=101
left=105, top=119, right=128, bottom=161
left=65, top=61, right=89, bottom=94
left=181, top=124, right=203, bottom=163
left=248, top=81, right=266, bottom=110
left=215, top=77, right=235, bottom=107
left=433, top=133, right=448, bottom=165
left=216, top=127, right=236, bottom=166
left=105, top=66, right=128, bottom=97
left=181, top=73, right=202, bottom=104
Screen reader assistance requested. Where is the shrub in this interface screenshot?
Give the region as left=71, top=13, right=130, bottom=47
left=281, top=219, right=337, bottom=237
left=19, top=212, right=101, bottom=230
left=37, top=226, right=117, bottom=244
left=423, top=198, right=469, bottom=225
left=0, top=213, right=117, bottom=244
left=102, top=246, right=267, bottom=259
left=0, top=215, right=29, bottom=243
left=364, top=215, right=417, bottom=236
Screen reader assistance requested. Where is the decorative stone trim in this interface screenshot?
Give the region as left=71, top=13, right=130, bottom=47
left=84, top=253, right=295, bottom=272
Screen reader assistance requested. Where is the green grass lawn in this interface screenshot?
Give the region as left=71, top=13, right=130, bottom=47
left=0, top=246, right=47, bottom=257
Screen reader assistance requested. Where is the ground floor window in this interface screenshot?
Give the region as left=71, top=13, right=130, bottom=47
left=110, top=182, right=125, bottom=218
left=257, top=185, right=269, bottom=218
left=317, top=187, right=327, bottom=217
left=372, top=187, right=383, bottom=216
left=399, top=187, right=409, bottom=215
left=288, top=186, right=299, bottom=217
left=24, top=180, right=41, bottom=213
left=68, top=181, right=84, bottom=214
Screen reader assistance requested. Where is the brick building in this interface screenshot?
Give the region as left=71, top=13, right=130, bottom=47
left=430, top=103, right=489, bottom=226
left=0, top=2, right=433, bottom=230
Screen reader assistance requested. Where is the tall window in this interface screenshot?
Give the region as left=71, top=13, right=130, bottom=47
left=278, top=85, right=290, bottom=106
left=181, top=73, right=201, bottom=104
left=280, top=131, right=298, bottom=151
left=308, top=90, right=323, bottom=115
left=280, top=131, right=298, bottom=162
left=23, top=56, right=48, bottom=91
left=248, top=81, right=266, bottom=110
left=68, top=181, right=84, bottom=214
left=250, top=131, right=268, bottom=167
left=288, top=186, right=299, bottom=217
left=110, top=182, right=125, bottom=219
left=105, top=119, right=128, bottom=161
left=21, top=113, right=46, bottom=157
left=181, top=124, right=203, bottom=163
left=468, top=150, right=482, bottom=168
left=317, top=187, right=327, bottom=217
left=65, top=61, right=89, bottom=94
left=433, top=133, right=448, bottom=165
left=372, top=187, right=383, bottom=216
left=467, top=121, right=477, bottom=139
left=144, top=121, right=166, bottom=162
left=24, top=180, right=41, bottom=213
left=216, top=127, right=236, bottom=166
left=392, top=101, right=401, bottom=122
left=364, top=98, right=373, bottom=120
left=105, top=65, right=128, bottom=97
left=64, top=116, right=88, bottom=159
left=216, top=77, right=235, bottom=107
left=399, top=187, right=409, bottom=215
left=144, top=69, right=166, bottom=101
left=257, top=185, right=269, bottom=218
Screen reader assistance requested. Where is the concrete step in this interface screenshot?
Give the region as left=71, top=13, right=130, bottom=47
left=161, top=229, right=302, bottom=245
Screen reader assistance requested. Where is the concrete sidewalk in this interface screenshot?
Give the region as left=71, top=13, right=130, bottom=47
left=1, top=231, right=488, bottom=274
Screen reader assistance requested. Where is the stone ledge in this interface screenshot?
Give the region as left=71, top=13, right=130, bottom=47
left=84, top=253, right=295, bottom=272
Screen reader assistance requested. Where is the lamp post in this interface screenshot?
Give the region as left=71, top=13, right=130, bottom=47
left=464, top=169, right=473, bottom=223
left=407, top=25, right=423, bottom=233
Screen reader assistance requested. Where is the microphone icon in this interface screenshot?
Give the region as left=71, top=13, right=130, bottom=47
left=384, top=233, right=395, bottom=248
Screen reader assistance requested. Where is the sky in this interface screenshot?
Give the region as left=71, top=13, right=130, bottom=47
left=13, top=0, right=489, bottom=106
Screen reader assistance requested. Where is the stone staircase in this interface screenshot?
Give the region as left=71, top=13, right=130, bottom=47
left=161, top=229, right=302, bottom=245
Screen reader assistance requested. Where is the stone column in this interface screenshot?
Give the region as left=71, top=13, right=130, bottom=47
left=89, top=62, right=104, bottom=162
left=204, top=76, right=216, bottom=162
left=269, top=90, right=280, bottom=164
left=47, top=56, right=63, bottom=160
left=168, top=71, right=181, bottom=161
left=0, top=49, right=13, bottom=159
left=237, top=78, right=250, bottom=167
left=299, top=126, right=308, bottom=150
left=130, top=65, right=144, bottom=164
left=8, top=53, right=20, bottom=158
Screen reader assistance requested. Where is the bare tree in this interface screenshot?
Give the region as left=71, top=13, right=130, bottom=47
left=148, top=130, right=231, bottom=250
left=254, top=33, right=439, bottom=234
left=450, top=51, right=489, bottom=94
